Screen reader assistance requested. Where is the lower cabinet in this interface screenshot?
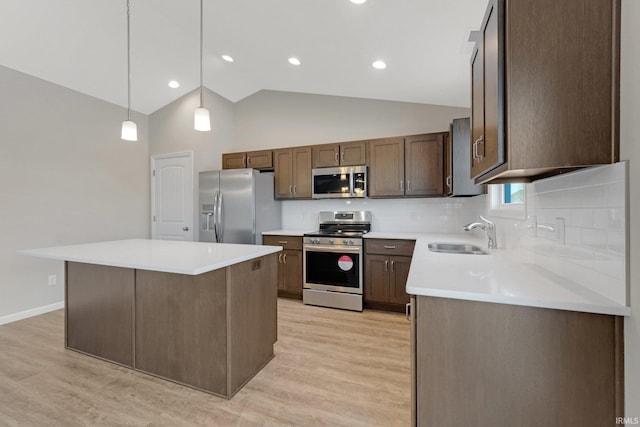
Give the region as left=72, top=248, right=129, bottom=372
left=263, top=235, right=303, bottom=299
left=411, top=296, right=624, bottom=427
left=364, top=239, right=415, bottom=312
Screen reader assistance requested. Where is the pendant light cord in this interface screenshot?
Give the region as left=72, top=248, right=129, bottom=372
left=126, top=0, right=132, bottom=121
left=199, top=0, right=204, bottom=108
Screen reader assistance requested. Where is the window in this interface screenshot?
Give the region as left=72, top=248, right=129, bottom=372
left=487, top=183, right=527, bottom=219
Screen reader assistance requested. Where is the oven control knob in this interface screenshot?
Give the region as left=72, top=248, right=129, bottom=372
left=329, top=239, right=335, bottom=244
left=348, top=240, right=354, bottom=245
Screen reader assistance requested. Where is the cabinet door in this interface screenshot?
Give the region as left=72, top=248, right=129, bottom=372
left=389, top=256, right=411, bottom=305
left=222, top=152, right=247, bottom=170
left=404, top=133, right=444, bottom=197
left=368, top=138, right=405, bottom=197
left=281, top=250, right=302, bottom=295
left=246, top=150, right=273, bottom=170
left=340, top=141, right=367, bottom=166
left=365, top=254, right=390, bottom=303
left=444, top=128, right=452, bottom=196
left=471, top=0, right=503, bottom=179
left=292, top=146, right=312, bottom=198
left=312, top=144, right=340, bottom=168
left=273, top=149, right=293, bottom=199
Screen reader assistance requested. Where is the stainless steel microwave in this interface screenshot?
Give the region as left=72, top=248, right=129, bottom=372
left=312, top=166, right=367, bottom=199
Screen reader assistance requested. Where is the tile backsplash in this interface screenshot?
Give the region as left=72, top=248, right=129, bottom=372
left=282, top=196, right=486, bottom=234
left=489, top=162, right=628, bottom=306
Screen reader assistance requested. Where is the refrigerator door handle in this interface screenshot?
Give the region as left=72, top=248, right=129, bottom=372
left=217, top=191, right=224, bottom=242
left=213, top=191, right=220, bottom=242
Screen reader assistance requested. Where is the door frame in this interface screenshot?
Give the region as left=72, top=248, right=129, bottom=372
left=150, top=151, right=194, bottom=240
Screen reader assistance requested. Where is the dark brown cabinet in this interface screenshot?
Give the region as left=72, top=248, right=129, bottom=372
left=364, top=239, right=415, bottom=312
left=368, top=134, right=445, bottom=198
left=312, top=141, right=367, bottom=168
left=273, top=146, right=312, bottom=199
left=470, top=0, right=620, bottom=183
left=449, top=118, right=485, bottom=196
left=222, top=150, right=273, bottom=170
left=411, top=296, right=624, bottom=426
left=263, top=235, right=303, bottom=299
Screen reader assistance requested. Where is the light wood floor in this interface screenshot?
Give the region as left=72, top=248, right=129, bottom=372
left=0, top=298, right=410, bottom=426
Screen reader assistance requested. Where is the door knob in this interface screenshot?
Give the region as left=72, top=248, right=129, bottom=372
left=183, top=226, right=190, bottom=231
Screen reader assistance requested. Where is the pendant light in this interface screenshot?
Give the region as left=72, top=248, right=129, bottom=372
left=121, top=0, right=137, bottom=141
left=194, top=0, right=211, bottom=131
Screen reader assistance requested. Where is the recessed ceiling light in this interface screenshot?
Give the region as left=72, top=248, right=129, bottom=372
left=222, top=55, right=234, bottom=62
left=168, top=80, right=180, bottom=88
left=350, top=0, right=367, bottom=4
left=288, top=57, right=301, bottom=66
left=372, top=60, right=387, bottom=70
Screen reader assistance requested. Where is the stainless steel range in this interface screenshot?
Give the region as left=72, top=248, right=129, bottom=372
left=303, top=211, right=371, bottom=312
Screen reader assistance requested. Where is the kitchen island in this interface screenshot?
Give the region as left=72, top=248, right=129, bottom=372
left=21, top=239, right=281, bottom=399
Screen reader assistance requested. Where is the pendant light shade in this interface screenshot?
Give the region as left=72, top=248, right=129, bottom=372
left=195, top=0, right=211, bottom=132
left=194, top=107, right=211, bottom=131
left=121, top=0, right=137, bottom=142
left=121, top=120, right=138, bottom=141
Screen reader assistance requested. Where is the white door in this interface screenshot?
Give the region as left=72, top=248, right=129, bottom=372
left=151, top=152, right=193, bottom=241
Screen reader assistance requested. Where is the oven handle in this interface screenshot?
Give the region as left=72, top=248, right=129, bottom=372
left=303, top=245, right=361, bottom=254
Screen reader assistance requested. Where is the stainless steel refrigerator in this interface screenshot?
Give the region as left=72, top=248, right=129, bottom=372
left=199, top=169, right=281, bottom=245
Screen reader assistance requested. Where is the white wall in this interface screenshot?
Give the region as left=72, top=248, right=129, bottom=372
left=0, top=65, right=150, bottom=322
left=234, top=90, right=469, bottom=149
left=620, top=0, right=640, bottom=416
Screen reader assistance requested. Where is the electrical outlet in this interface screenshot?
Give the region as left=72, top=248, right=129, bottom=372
left=48, top=275, right=57, bottom=286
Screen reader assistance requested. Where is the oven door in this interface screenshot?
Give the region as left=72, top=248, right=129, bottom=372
left=303, top=245, right=363, bottom=294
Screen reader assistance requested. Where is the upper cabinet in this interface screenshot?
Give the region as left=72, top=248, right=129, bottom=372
left=471, top=0, right=620, bottom=184
left=312, top=141, right=367, bottom=168
left=368, top=133, right=445, bottom=198
left=222, top=150, right=273, bottom=170
left=450, top=118, right=485, bottom=196
left=273, top=146, right=312, bottom=199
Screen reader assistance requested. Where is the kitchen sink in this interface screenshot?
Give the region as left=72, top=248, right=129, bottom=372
left=428, top=242, right=488, bottom=255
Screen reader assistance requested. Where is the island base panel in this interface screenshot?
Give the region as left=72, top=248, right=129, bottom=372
left=65, top=262, right=134, bottom=367
left=135, top=268, right=228, bottom=396
left=228, top=253, right=278, bottom=396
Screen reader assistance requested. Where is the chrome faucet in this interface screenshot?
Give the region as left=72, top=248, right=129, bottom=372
left=464, top=215, right=497, bottom=249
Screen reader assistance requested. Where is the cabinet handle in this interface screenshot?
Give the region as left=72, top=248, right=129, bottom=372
left=278, top=253, right=283, bottom=263
left=384, top=245, right=396, bottom=249
left=278, top=240, right=288, bottom=244
left=385, top=260, right=389, bottom=272
left=283, top=253, right=287, bottom=263
left=446, top=175, right=452, bottom=189
left=405, top=302, right=411, bottom=321
left=406, top=180, right=410, bottom=192
left=391, top=260, right=395, bottom=272
left=474, top=136, right=484, bottom=160
left=341, top=151, right=344, bottom=162
left=247, top=156, right=251, bottom=167
left=335, top=152, right=339, bottom=163
left=289, top=185, right=293, bottom=194
left=243, top=156, right=247, bottom=167
left=400, top=181, right=404, bottom=191
left=293, top=185, right=297, bottom=194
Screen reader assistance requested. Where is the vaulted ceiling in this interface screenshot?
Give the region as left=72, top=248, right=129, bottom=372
left=0, top=0, right=487, bottom=114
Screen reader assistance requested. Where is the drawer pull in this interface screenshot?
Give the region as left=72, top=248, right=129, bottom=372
left=278, top=240, right=288, bottom=244
left=384, top=245, right=396, bottom=249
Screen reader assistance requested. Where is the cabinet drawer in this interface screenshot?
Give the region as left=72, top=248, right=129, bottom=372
left=263, top=235, right=303, bottom=251
left=365, top=239, right=415, bottom=256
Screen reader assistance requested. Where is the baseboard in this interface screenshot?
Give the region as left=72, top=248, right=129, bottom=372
left=0, top=301, right=64, bottom=325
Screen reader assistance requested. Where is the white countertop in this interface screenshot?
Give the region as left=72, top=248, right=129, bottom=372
left=262, top=229, right=315, bottom=237
left=20, top=239, right=282, bottom=276
left=366, top=232, right=630, bottom=316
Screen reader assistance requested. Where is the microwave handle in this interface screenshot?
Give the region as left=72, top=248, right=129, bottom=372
left=349, top=168, right=355, bottom=196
